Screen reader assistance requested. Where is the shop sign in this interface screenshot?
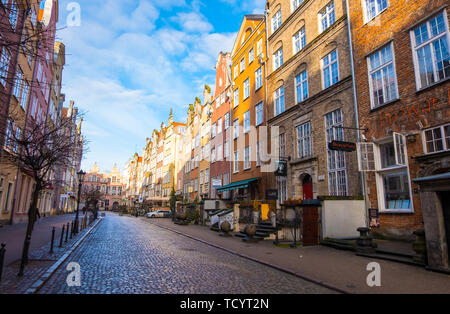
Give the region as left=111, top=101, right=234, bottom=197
left=328, top=141, right=356, bottom=152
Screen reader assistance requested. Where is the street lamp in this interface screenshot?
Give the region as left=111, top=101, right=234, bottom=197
left=74, top=170, right=86, bottom=234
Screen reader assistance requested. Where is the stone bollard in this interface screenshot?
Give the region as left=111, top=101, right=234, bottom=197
left=243, top=224, right=258, bottom=243
left=50, top=227, right=56, bottom=254
left=356, top=227, right=377, bottom=254
left=412, top=229, right=427, bottom=265
left=59, top=225, right=65, bottom=248
left=219, top=220, right=232, bottom=237
left=0, top=243, right=6, bottom=282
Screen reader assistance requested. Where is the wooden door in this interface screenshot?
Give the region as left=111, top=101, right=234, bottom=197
left=303, top=206, right=319, bottom=246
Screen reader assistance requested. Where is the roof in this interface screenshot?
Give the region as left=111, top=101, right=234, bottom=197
left=413, top=172, right=450, bottom=183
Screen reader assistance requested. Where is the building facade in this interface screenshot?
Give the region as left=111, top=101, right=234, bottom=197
left=349, top=0, right=450, bottom=270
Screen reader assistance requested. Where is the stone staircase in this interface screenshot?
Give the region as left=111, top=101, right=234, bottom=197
left=234, top=221, right=278, bottom=241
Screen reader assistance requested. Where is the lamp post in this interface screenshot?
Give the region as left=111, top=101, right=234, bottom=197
left=74, top=170, right=86, bottom=235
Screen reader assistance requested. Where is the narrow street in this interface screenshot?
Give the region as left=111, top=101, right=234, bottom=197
left=37, top=213, right=335, bottom=294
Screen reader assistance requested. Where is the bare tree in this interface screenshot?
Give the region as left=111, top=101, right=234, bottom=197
left=0, top=108, right=86, bottom=276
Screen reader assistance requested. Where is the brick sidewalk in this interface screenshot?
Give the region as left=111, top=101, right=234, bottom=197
left=0, top=218, right=99, bottom=294
left=142, top=217, right=450, bottom=294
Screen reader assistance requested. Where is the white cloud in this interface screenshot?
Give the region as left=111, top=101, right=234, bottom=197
left=172, top=12, right=213, bottom=33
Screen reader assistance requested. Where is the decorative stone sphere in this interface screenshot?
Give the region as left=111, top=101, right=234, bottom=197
left=245, top=224, right=257, bottom=236
left=176, top=212, right=187, bottom=220
left=220, top=221, right=231, bottom=233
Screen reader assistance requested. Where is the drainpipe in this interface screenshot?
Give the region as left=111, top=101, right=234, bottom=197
left=345, top=0, right=368, bottom=227
left=264, top=6, right=270, bottom=202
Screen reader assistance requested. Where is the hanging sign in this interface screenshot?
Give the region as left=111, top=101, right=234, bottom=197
left=328, top=141, right=357, bottom=152
left=38, top=0, right=53, bottom=27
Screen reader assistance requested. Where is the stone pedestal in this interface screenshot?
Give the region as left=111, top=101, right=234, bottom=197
left=356, top=227, right=377, bottom=254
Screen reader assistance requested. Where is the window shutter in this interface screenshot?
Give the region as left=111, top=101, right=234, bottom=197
left=357, top=142, right=376, bottom=171
left=393, top=132, right=407, bottom=166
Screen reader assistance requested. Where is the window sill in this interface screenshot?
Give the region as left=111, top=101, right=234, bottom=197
left=415, top=76, right=450, bottom=95
left=379, top=210, right=414, bottom=214
left=369, top=98, right=401, bottom=113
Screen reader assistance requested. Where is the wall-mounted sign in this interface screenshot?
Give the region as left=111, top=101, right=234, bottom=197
left=369, top=208, right=380, bottom=228
left=328, top=141, right=357, bottom=152
left=212, top=179, right=222, bottom=188
left=274, top=160, right=287, bottom=177
left=266, top=189, right=278, bottom=200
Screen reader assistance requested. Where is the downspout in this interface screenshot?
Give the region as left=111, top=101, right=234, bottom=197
left=9, top=7, right=33, bottom=225
left=264, top=6, right=270, bottom=201
left=345, top=0, right=368, bottom=227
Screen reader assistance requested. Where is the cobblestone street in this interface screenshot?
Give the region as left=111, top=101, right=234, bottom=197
left=37, top=213, right=335, bottom=294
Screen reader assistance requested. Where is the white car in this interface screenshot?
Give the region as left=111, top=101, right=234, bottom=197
left=146, top=210, right=171, bottom=218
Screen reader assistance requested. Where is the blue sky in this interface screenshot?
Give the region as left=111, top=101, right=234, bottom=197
left=56, top=0, right=265, bottom=174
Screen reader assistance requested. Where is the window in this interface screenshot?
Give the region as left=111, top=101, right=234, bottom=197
left=234, top=151, right=239, bottom=173
left=411, top=11, right=450, bottom=89
left=257, top=39, right=263, bottom=58
left=368, top=43, right=398, bottom=108
left=4, top=120, right=13, bottom=149
left=217, top=144, right=223, bottom=161
left=224, top=141, right=230, bottom=158
left=233, top=119, right=239, bottom=139
left=13, top=68, right=22, bottom=100
left=249, top=47, right=255, bottom=64
left=9, top=0, right=18, bottom=29
left=364, top=0, right=388, bottom=22
left=278, top=177, right=287, bottom=205
left=217, top=118, right=222, bottom=134
left=292, top=0, right=303, bottom=11
left=322, top=50, right=339, bottom=89
left=211, top=123, right=216, bottom=138
left=325, top=109, right=348, bottom=196
left=20, top=81, right=29, bottom=110
left=0, top=48, right=11, bottom=86
left=424, top=124, right=450, bottom=153
left=243, top=78, right=250, bottom=99
left=240, top=58, right=245, bottom=73
left=234, top=66, right=238, bottom=79
left=255, top=67, right=263, bottom=90
left=233, top=88, right=239, bottom=108
left=357, top=143, right=376, bottom=171
left=256, top=102, right=263, bottom=126
left=297, top=122, right=311, bottom=158
left=244, top=110, right=250, bottom=133
left=319, top=1, right=336, bottom=33
left=273, top=48, right=283, bottom=70
left=224, top=113, right=230, bottom=129
left=256, top=142, right=261, bottom=166
left=279, top=133, right=286, bottom=157
left=274, top=86, right=285, bottom=116
left=293, top=27, right=306, bottom=54
left=295, top=70, right=308, bottom=103
left=244, top=146, right=251, bottom=170
left=272, top=9, right=282, bottom=33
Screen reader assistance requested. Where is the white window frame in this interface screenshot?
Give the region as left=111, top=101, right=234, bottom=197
left=292, top=0, right=304, bottom=12
left=367, top=42, right=399, bottom=109
left=249, top=47, right=255, bottom=64
left=243, top=78, right=250, bottom=100
left=297, top=122, right=312, bottom=159
left=244, top=146, right=251, bottom=170
left=295, top=70, right=308, bottom=103
left=255, top=102, right=263, bottom=126
left=244, top=110, right=251, bottom=134
left=233, top=119, right=239, bottom=139
left=255, top=67, right=263, bottom=90
left=321, top=49, right=339, bottom=89
left=410, top=10, right=450, bottom=90
left=272, top=9, right=282, bottom=33
left=274, top=86, right=285, bottom=116
left=422, top=123, right=450, bottom=154
left=363, top=0, right=389, bottom=23
left=233, top=87, right=239, bottom=108
left=240, top=58, right=245, bottom=73
left=293, top=27, right=306, bottom=54
left=319, top=1, right=336, bottom=33
left=217, top=118, right=222, bottom=135
left=233, top=151, right=239, bottom=173
left=273, top=48, right=283, bottom=70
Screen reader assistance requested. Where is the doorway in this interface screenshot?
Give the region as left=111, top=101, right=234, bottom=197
left=302, top=174, right=313, bottom=200
left=439, top=192, right=450, bottom=262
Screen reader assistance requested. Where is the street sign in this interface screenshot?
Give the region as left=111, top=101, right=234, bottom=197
left=328, top=141, right=357, bottom=152
left=266, top=189, right=278, bottom=200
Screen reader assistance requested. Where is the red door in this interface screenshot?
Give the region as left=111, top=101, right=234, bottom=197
left=303, top=182, right=313, bottom=200
left=303, top=206, right=319, bottom=246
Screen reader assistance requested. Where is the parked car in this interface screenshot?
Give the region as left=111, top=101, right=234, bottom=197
left=146, top=210, right=171, bottom=218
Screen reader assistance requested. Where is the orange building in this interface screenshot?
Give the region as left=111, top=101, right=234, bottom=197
left=217, top=15, right=272, bottom=201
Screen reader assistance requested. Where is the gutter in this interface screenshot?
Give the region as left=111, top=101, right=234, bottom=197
left=345, top=0, right=368, bottom=227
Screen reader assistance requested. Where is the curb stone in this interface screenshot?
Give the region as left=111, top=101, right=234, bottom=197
left=24, top=217, right=103, bottom=294
left=145, top=219, right=349, bottom=294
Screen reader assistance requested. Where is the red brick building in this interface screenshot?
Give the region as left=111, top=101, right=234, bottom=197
left=349, top=0, right=450, bottom=270
left=210, top=52, right=232, bottom=199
